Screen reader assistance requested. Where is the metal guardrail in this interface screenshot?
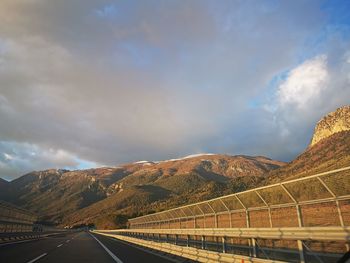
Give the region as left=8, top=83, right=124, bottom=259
left=94, top=230, right=286, bottom=263
left=129, top=166, right=350, bottom=230
left=95, top=227, right=349, bottom=263
left=100, top=227, right=350, bottom=242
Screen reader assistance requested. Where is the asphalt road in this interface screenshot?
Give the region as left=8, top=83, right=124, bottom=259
left=0, top=231, right=180, bottom=263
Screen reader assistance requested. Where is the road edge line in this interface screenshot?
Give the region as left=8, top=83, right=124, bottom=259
left=89, top=232, right=124, bottom=263
left=104, top=235, right=181, bottom=263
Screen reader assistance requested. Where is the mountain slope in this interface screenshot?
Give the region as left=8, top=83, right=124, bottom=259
left=111, top=154, right=284, bottom=193
left=64, top=185, right=172, bottom=228
left=267, top=105, right=350, bottom=182
left=3, top=106, right=349, bottom=229
left=0, top=178, right=8, bottom=186
left=60, top=155, right=284, bottom=228
left=0, top=178, right=8, bottom=196
left=267, top=130, right=350, bottom=182
left=1, top=154, right=283, bottom=227
left=3, top=168, right=129, bottom=222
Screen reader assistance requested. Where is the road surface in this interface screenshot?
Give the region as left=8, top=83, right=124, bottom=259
left=0, top=231, right=182, bottom=263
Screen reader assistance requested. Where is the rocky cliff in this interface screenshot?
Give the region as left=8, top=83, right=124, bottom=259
left=310, top=105, right=350, bottom=146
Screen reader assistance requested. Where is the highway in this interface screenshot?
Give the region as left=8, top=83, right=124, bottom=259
left=0, top=231, right=183, bottom=263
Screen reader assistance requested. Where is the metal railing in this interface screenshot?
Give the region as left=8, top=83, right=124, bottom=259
left=129, top=166, right=350, bottom=230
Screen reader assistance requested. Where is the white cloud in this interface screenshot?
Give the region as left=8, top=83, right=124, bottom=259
left=278, top=55, right=329, bottom=109
left=0, top=141, right=99, bottom=180
left=257, top=50, right=350, bottom=160
left=3, top=153, right=13, bottom=161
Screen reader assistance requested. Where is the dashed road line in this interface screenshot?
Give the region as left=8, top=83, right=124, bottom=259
left=89, top=232, right=124, bottom=263
left=66, top=240, right=70, bottom=243
left=57, top=243, right=63, bottom=248
left=26, top=253, right=47, bottom=263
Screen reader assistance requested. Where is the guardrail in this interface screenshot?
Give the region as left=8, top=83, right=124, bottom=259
left=94, top=226, right=349, bottom=263
left=94, top=230, right=285, bottom=263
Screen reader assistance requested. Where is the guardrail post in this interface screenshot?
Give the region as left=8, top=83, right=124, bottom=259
left=235, top=195, right=249, bottom=228
left=335, top=200, right=345, bottom=227
left=297, top=240, right=305, bottom=263
left=281, top=184, right=306, bottom=262
left=246, top=211, right=250, bottom=228
left=255, top=190, right=272, bottom=227
left=201, top=235, right=205, bottom=249
left=222, top=236, right=227, bottom=253
left=250, top=238, right=257, bottom=257
left=296, top=205, right=303, bottom=227
left=268, top=208, right=273, bottom=227
left=295, top=204, right=307, bottom=260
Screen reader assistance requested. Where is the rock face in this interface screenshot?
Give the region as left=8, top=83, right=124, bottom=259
left=310, top=105, right=350, bottom=146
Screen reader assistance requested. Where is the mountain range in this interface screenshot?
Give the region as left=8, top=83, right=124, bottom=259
left=1, top=105, right=349, bottom=229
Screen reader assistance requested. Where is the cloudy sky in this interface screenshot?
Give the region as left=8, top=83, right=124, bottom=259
left=0, top=0, right=350, bottom=180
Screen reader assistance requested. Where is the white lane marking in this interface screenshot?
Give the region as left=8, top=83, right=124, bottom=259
left=57, top=244, right=63, bottom=247
left=26, top=253, right=47, bottom=263
left=89, top=232, right=124, bottom=263
left=66, top=240, right=70, bottom=243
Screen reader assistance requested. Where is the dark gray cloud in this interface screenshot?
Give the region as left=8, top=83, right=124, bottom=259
left=0, top=0, right=349, bottom=180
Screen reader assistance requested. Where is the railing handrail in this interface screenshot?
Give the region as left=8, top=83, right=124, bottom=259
left=95, top=226, right=350, bottom=241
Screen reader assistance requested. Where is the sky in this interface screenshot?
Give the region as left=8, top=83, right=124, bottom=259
left=0, top=0, right=350, bottom=180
